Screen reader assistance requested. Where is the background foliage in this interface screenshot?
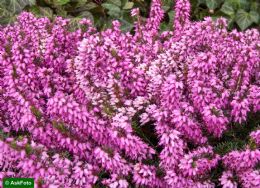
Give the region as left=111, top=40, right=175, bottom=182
left=0, top=0, right=259, bottom=31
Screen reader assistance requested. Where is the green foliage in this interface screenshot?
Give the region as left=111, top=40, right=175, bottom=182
left=25, top=143, right=33, bottom=155
left=207, top=112, right=260, bottom=185
left=192, top=0, right=260, bottom=30
left=211, top=112, right=260, bottom=155
left=30, top=105, right=42, bottom=121
left=213, top=140, right=245, bottom=156
left=0, top=0, right=36, bottom=24
left=0, top=0, right=259, bottom=31
left=5, top=0, right=36, bottom=13
left=131, top=111, right=159, bottom=151
left=235, top=9, right=259, bottom=30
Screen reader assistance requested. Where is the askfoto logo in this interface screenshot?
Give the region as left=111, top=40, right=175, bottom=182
left=3, top=178, right=34, bottom=188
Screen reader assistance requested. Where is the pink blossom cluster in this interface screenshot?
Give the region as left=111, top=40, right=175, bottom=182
left=0, top=0, right=259, bottom=187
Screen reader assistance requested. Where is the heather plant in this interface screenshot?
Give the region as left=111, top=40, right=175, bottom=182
left=0, top=0, right=259, bottom=187
left=0, top=1, right=259, bottom=31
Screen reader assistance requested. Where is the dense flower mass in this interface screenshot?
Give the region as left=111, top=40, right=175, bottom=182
left=0, top=0, right=259, bottom=187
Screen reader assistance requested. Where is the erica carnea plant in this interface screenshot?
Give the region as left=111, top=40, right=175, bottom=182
left=0, top=0, right=259, bottom=187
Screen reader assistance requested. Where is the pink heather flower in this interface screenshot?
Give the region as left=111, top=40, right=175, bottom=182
left=145, top=0, right=164, bottom=36
left=133, top=163, right=166, bottom=188
left=0, top=0, right=259, bottom=187
left=250, top=130, right=260, bottom=146
left=174, top=0, right=191, bottom=35
left=93, top=147, right=131, bottom=175
left=231, top=96, right=250, bottom=123
left=248, top=85, right=260, bottom=112
left=223, top=149, right=260, bottom=172
left=0, top=139, right=97, bottom=187
left=102, top=174, right=129, bottom=188
left=131, top=8, right=140, bottom=17
left=159, top=129, right=186, bottom=169
left=179, top=146, right=220, bottom=178
left=111, top=113, right=155, bottom=160
left=202, top=105, right=228, bottom=137
left=220, top=171, right=238, bottom=188
left=239, top=170, right=260, bottom=188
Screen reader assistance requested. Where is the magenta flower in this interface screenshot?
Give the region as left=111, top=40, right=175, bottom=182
left=0, top=0, right=259, bottom=187
left=131, top=8, right=140, bottom=17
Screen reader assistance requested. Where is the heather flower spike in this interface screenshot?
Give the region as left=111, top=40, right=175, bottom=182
left=0, top=0, right=259, bottom=187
